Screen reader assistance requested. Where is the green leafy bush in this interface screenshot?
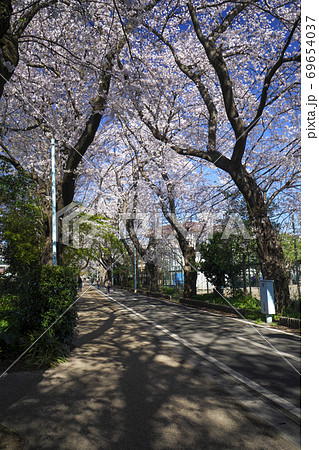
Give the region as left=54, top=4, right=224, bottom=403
left=199, top=233, right=244, bottom=291
left=0, top=162, right=45, bottom=277
left=0, top=266, right=78, bottom=364
left=281, top=300, right=301, bottom=319
left=37, top=266, right=78, bottom=345
left=0, top=294, right=23, bottom=356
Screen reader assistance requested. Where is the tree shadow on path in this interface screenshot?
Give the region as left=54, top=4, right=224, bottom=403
left=0, top=287, right=298, bottom=449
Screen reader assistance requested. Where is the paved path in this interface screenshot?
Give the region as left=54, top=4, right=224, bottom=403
left=109, top=288, right=301, bottom=409
left=0, top=286, right=299, bottom=449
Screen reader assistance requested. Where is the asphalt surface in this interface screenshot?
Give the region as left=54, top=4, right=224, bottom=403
left=0, top=285, right=301, bottom=449
left=109, top=288, right=301, bottom=409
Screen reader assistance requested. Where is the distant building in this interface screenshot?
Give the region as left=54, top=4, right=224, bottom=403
left=154, top=222, right=216, bottom=293
left=0, top=264, right=9, bottom=275
left=0, top=250, right=9, bottom=274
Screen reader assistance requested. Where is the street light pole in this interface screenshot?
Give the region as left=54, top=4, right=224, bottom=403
left=51, top=137, right=57, bottom=266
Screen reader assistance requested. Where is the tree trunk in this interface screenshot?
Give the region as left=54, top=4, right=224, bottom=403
left=0, top=0, right=18, bottom=98
left=146, top=260, right=159, bottom=292
left=183, top=245, right=197, bottom=298
left=40, top=236, right=53, bottom=266
left=230, top=164, right=290, bottom=313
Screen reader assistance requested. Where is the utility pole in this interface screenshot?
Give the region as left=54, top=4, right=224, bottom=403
left=51, top=138, right=57, bottom=266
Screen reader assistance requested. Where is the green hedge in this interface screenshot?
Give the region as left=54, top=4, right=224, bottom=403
left=0, top=265, right=79, bottom=364
left=37, top=266, right=78, bottom=345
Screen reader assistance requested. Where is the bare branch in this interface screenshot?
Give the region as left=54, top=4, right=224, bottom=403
left=187, top=0, right=247, bottom=166
left=246, top=16, right=301, bottom=135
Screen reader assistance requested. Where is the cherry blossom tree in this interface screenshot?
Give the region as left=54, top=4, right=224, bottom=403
left=0, top=0, right=160, bottom=263
left=81, top=114, right=224, bottom=296
left=119, top=0, right=300, bottom=311
left=0, top=0, right=61, bottom=98
left=124, top=132, right=220, bottom=297
left=0, top=0, right=300, bottom=312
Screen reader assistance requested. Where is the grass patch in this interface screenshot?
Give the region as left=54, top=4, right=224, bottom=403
left=192, top=291, right=301, bottom=323
left=25, top=331, right=71, bottom=368
left=192, top=291, right=259, bottom=309
left=190, top=291, right=264, bottom=321
left=160, top=286, right=183, bottom=300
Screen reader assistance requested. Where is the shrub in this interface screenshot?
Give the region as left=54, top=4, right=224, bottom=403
left=199, top=233, right=243, bottom=291
left=37, top=265, right=78, bottom=345
left=0, top=162, right=45, bottom=278
left=0, top=266, right=79, bottom=364
left=0, top=294, right=23, bottom=357
left=281, top=300, right=301, bottom=319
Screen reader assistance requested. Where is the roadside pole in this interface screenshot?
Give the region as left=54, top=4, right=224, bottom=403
left=51, top=137, right=57, bottom=266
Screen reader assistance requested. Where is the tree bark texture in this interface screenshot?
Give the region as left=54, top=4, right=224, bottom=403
left=182, top=245, right=197, bottom=298
left=0, top=0, right=18, bottom=98
left=229, top=164, right=290, bottom=313
left=145, top=260, right=159, bottom=292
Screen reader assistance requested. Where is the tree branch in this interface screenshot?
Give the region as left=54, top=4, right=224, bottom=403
left=61, top=0, right=161, bottom=206
left=246, top=16, right=301, bottom=135
left=187, top=0, right=247, bottom=166
left=13, top=0, right=59, bottom=37
left=144, top=22, right=218, bottom=151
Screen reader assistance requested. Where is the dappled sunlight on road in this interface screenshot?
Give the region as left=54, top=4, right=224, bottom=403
left=0, top=287, right=298, bottom=449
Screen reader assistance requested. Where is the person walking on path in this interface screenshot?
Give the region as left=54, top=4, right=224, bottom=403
left=105, top=279, right=111, bottom=294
